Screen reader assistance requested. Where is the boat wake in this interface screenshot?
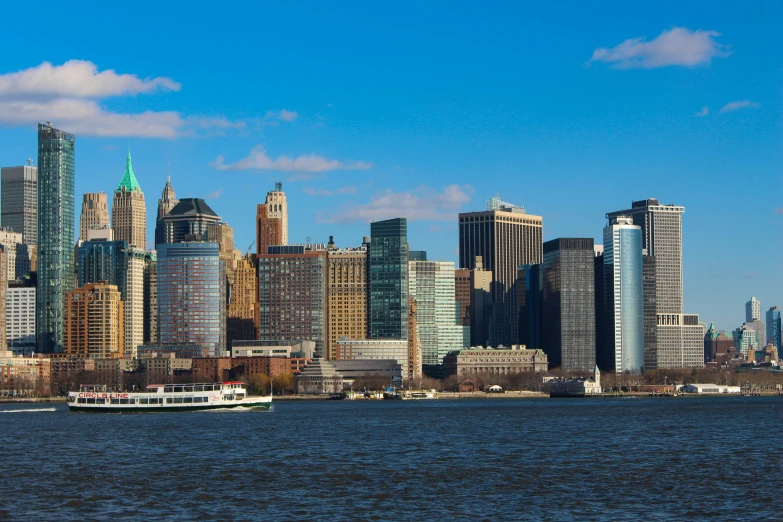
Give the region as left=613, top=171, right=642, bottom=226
left=205, top=405, right=273, bottom=413
left=0, top=407, right=57, bottom=413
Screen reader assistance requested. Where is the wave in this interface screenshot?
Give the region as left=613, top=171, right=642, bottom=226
left=0, top=407, right=57, bottom=413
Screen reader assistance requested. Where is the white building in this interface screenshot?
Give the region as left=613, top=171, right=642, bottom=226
left=334, top=338, right=409, bottom=378
left=0, top=227, right=22, bottom=280
left=548, top=365, right=603, bottom=397
left=681, top=383, right=741, bottom=394
left=124, top=248, right=146, bottom=359
left=746, top=297, right=761, bottom=322
left=232, top=346, right=292, bottom=358
left=6, top=284, right=35, bottom=355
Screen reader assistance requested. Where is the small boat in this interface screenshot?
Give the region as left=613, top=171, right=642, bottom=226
left=401, top=390, right=438, bottom=400
left=67, top=382, right=272, bottom=413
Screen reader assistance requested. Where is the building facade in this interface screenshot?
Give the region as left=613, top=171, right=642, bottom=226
left=746, top=297, right=761, bottom=322
left=327, top=243, right=368, bottom=359
left=143, top=252, right=158, bottom=344
left=442, top=346, right=548, bottom=376
left=155, top=176, right=179, bottom=247
left=369, top=218, right=408, bottom=340
left=455, top=268, right=471, bottom=326
left=64, top=283, right=125, bottom=359
left=766, top=306, right=781, bottom=353
left=264, top=182, right=288, bottom=245
left=112, top=151, right=147, bottom=250
left=0, top=227, right=22, bottom=280
left=6, top=280, right=35, bottom=355
left=79, top=192, right=109, bottom=243
left=255, top=203, right=282, bottom=256
left=37, top=123, right=76, bottom=353
left=157, top=198, right=220, bottom=246
left=407, top=297, right=422, bottom=380
left=334, top=339, right=409, bottom=378
left=227, top=253, right=258, bottom=348
left=1, top=164, right=38, bottom=244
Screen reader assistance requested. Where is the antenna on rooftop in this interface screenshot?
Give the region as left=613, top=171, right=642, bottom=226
left=27, top=158, right=33, bottom=166
left=275, top=181, right=282, bottom=191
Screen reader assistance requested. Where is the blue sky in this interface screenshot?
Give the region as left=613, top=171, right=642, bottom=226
left=0, top=1, right=780, bottom=332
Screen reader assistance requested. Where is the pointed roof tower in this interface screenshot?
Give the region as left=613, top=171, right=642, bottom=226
left=117, top=149, right=142, bottom=193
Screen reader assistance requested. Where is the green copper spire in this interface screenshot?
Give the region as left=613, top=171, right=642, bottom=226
left=117, top=149, right=142, bottom=193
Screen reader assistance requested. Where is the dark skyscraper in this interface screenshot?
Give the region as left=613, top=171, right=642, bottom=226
left=36, top=123, right=75, bottom=353
left=155, top=176, right=178, bottom=247
left=517, top=264, right=542, bottom=350
left=157, top=198, right=221, bottom=245
left=1, top=164, right=38, bottom=244
left=369, top=218, right=408, bottom=340
left=541, top=238, right=596, bottom=371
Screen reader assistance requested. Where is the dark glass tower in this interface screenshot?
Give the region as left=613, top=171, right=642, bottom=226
left=369, top=218, right=408, bottom=340
left=36, top=123, right=75, bottom=353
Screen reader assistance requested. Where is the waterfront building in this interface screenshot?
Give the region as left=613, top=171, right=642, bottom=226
left=1, top=164, right=38, bottom=244
left=442, top=345, right=548, bottom=377
left=264, top=182, right=288, bottom=245
left=155, top=176, right=178, bottom=247
left=139, top=343, right=212, bottom=359
left=467, top=256, right=493, bottom=347
left=6, top=279, right=36, bottom=355
left=157, top=198, right=220, bottom=246
left=0, top=248, right=6, bottom=351
left=112, top=151, right=146, bottom=250
left=79, top=192, right=109, bottom=243
left=409, top=260, right=470, bottom=372
left=327, top=240, right=368, bottom=359
left=593, top=246, right=605, bottom=369
left=231, top=356, right=290, bottom=381
left=603, top=216, right=644, bottom=373
left=140, top=353, right=193, bottom=384
left=541, top=238, right=596, bottom=372
left=0, top=227, right=23, bottom=280
left=369, top=218, right=409, bottom=340
left=408, top=297, right=422, bottom=380
left=158, top=242, right=227, bottom=357
left=335, top=338, right=409, bottom=378
left=0, top=352, right=50, bottom=395
left=232, top=345, right=291, bottom=358
left=37, top=123, right=76, bottom=353
left=331, top=360, right=403, bottom=386
left=547, top=366, right=602, bottom=397
left=746, top=297, right=761, bottom=322
left=227, top=253, right=258, bottom=348
left=258, top=244, right=327, bottom=357
left=143, top=252, right=158, bottom=343
left=64, top=283, right=125, bottom=359
left=458, top=197, right=543, bottom=346
left=766, top=307, right=781, bottom=353
left=192, top=357, right=232, bottom=382
left=255, top=203, right=282, bottom=256
left=642, top=254, right=658, bottom=370
left=296, top=358, right=344, bottom=394
left=656, top=317, right=704, bottom=369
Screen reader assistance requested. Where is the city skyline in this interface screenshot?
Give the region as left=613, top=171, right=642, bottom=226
left=0, top=2, right=780, bottom=332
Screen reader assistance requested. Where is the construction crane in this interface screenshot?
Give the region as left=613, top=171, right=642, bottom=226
left=246, top=240, right=255, bottom=256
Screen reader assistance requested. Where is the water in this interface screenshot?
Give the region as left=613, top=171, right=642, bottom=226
left=0, top=397, right=780, bottom=520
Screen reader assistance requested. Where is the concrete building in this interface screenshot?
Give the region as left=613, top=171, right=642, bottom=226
left=746, top=297, right=761, bottom=322
left=641, top=254, right=658, bottom=371
left=0, top=352, right=50, bottom=395
left=296, top=358, right=344, bottom=394
left=455, top=268, right=471, bottom=326
left=158, top=242, right=227, bottom=357
left=334, top=338, right=409, bottom=378
left=408, top=297, right=422, bottom=380
left=409, top=260, right=470, bottom=372
left=264, top=182, right=288, bottom=245
left=37, top=123, right=76, bottom=353
left=79, top=192, right=109, bottom=243
left=656, top=316, right=704, bottom=369
left=112, top=151, right=147, bottom=250
left=255, top=203, right=282, bottom=256
left=155, top=176, right=179, bottom=247
left=1, top=164, right=38, bottom=244
left=547, top=366, right=602, bottom=397
left=467, top=257, right=493, bottom=348
left=6, top=279, right=36, bottom=355
left=743, top=319, right=766, bottom=349
left=680, top=383, right=741, bottom=394
left=64, top=283, right=125, bottom=359
left=86, top=224, right=113, bottom=241
left=139, top=343, right=212, bottom=359
left=458, top=197, right=543, bottom=346
left=0, top=248, right=6, bottom=350
left=603, top=216, right=644, bottom=374
left=227, top=253, right=258, bottom=348
left=369, top=218, right=409, bottom=341
left=157, top=198, right=220, bottom=246
left=0, top=227, right=22, bottom=280
left=232, top=345, right=291, bottom=358
left=766, top=306, right=781, bottom=353
left=231, top=356, right=290, bottom=381
left=442, top=345, right=548, bottom=377
left=517, top=263, right=543, bottom=350
left=327, top=240, right=368, bottom=360
left=258, top=244, right=327, bottom=357
left=733, top=323, right=760, bottom=356
left=541, top=238, right=596, bottom=372
left=331, top=360, right=402, bottom=386
left=143, top=252, right=158, bottom=343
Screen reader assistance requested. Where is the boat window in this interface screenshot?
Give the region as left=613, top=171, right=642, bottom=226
left=193, top=397, right=201, bottom=403
left=120, top=398, right=130, bottom=405
left=139, top=398, right=149, bottom=404
left=164, top=385, right=174, bottom=393
left=148, top=398, right=158, bottom=404
left=111, top=399, right=120, bottom=404
left=165, top=398, right=172, bottom=404
left=96, top=398, right=105, bottom=404
left=183, top=397, right=193, bottom=403
left=184, top=385, right=194, bottom=392
left=173, top=397, right=183, bottom=404
left=225, top=395, right=234, bottom=401
left=78, top=398, right=86, bottom=404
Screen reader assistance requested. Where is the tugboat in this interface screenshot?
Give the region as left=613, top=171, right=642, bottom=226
left=67, top=382, right=272, bottom=413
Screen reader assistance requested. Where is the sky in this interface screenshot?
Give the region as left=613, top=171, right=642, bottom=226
left=0, top=1, right=780, bottom=332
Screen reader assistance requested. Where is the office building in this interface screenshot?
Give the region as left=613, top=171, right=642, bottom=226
left=593, top=247, right=605, bottom=368
left=517, top=264, right=542, bottom=350
left=704, top=323, right=736, bottom=366
left=409, top=260, right=469, bottom=371
left=458, top=197, right=543, bottom=346
left=64, top=283, right=124, bottom=359
left=455, top=268, right=471, bottom=326
left=158, top=242, right=226, bottom=357
left=642, top=254, right=658, bottom=370
left=155, top=176, right=178, bottom=246
left=656, top=315, right=704, bottom=369
left=1, top=164, right=38, bottom=244
left=334, top=339, right=409, bottom=379
left=6, top=279, right=36, bottom=355
left=227, top=253, right=258, bottom=348
left=369, top=218, right=409, bottom=340
left=766, top=306, right=781, bottom=352
left=0, top=248, right=5, bottom=350
left=143, top=252, right=158, bottom=344
left=264, top=182, right=288, bottom=245
left=37, top=123, right=76, bottom=353
left=467, top=256, right=493, bottom=347
left=255, top=203, right=282, bottom=256
left=541, top=238, right=596, bottom=372
left=408, top=297, right=422, bottom=380
left=0, top=227, right=22, bottom=280
left=743, top=319, right=766, bottom=349
left=603, top=217, right=644, bottom=373
left=327, top=241, right=368, bottom=359
left=112, top=151, right=147, bottom=249
left=442, top=345, right=548, bottom=376
left=409, top=251, right=427, bottom=262
left=258, top=244, right=327, bottom=357
left=733, top=324, right=760, bottom=357
left=746, top=297, right=761, bottom=322
left=157, top=198, right=221, bottom=246
left=79, top=192, right=109, bottom=243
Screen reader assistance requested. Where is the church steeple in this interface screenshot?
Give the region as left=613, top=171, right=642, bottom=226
left=117, top=149, right=142, bottom=193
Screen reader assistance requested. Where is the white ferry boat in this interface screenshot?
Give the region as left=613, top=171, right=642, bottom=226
left=67, top=381, right=272, bottom=413
left=401, top=390, right=439, bottom=400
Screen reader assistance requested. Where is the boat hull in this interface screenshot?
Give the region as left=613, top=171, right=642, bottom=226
left=68, top=398, right=272, bottom=413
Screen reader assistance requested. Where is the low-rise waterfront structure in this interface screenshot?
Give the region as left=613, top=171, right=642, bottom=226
left=680, top=383, right=741, bottom=394
left=442, top=345, right=548, bottom=377
left=334, top=338, right=409, bottom=378
left=547, top=366, right=602, bottom=397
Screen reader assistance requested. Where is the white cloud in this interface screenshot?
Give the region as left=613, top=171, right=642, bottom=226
left=589, top=27, right=729, bottom=69
left=719, top=100, right=760, bottom=113
left=205, top=188, right=223, bottom=199
left=773, top=208, right=783, bottom=215
left=696, top=106, right=710, bottom=117
left=263, top=109, right=298, bottom=123
left=212, top=145, right=372, bottom=173
left=278, top=109, right=298, bottom=122
left=319, top=184, right=474, bottom=223
left=303, top=186, right=357, bottom=197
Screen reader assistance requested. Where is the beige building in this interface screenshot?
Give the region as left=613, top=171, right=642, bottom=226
left=0, top=226, right=22, bottom=280
left=442, top=345, right=548, bottom=377
left=228, top=252, right=258, bottom=346
left=408, top=297, right=422, bottom=380
left=79, top=192, right=110, bottom=242
left=264, top=182, right=288, bottom=245
left=65, top=283, right=125, bottom=359
left=112, top=151, right=147, bottom=250
left=455, top=268, right=471, bottom=326
left=335, top=338, right=409, bottom=379
left=327, top=244, right=368, bottom=360
left=0, top=247, right=6, bottom=349
left=124, top=248, right=146, bottom=359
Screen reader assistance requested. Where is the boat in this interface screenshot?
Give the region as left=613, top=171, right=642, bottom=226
left=401, top=390, right=439, bottom=400
left=67, top=381, right=272, bottom=413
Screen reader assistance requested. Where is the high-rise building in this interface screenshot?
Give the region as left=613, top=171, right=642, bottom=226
left=0, top=227, right=22, bottom=280
left=255, top=203, right=282, bottom=256
left=541, top=238, right=595, bottom=372
left=369, top=218, right=409, bottom=340
left=408, top=260, right=469, bottom=373
left=143, top=252, right=158, bottom=344
left=258, top=244, right=327, bottom=357
left=158, top=242, right=226, bottom=357
left=593, top=247, right=606, bottom=368
left=467, top=256, right=493, bottom=347
left=743, top=319, right=766, bottom=349
left=602, top=217, right=644, bottom=373
left=264, top=182, right=288, bottom=245
left=0, top=247, right=5, bottom=349
left=518, top=264, right=543, bottom=351
left=642, top=254, right=658, bottom=370
left=64, top=282, right=124, bottom=359
left=1, top=164, right=38, bottom=244
left=112, top=151, right=146, bottom=250
left=157, top=198, right=221, bottom=246
left=37, top=123, right=75, bottom=353
left=458, top=198, right=543, bottom=345
left=227, top=252, right=258, bottom=348
left=408, top=297, right=422, bottom=380
left=766, top=306, right=781, bottom=353
left=79, top=192, right=109, bottom=243
left=326, top=241, right=368, bottom=360
left=155, top=176, right=178, bottom=246
left=733, top=324, right=760, bottom=357
left=746, top=297, right=761, bottom=322
left=6, top=278, right=36, bottom=355
left=455, top=269, right=471, bottom=326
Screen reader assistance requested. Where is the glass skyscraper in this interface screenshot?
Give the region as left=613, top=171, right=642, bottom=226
left=36, top=123, right=75, bottom=353
left=78, top=240, right=128, bottom=290
left=1, top=164, right=38, bottom=243
left=369, top=218, right=408, bottom=340
left=766, top=307, right=781, bottom=352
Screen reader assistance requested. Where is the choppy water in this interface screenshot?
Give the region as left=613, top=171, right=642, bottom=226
left=0, top=397, right=780, bottom=520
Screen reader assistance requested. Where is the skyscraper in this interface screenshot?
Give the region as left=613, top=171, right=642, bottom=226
left=157, top=198, right=221, bottom=245
left=0, top=227, right=22, bottom=281
left=112, top=151, right=147, bottom=249
left=155, top=176, right=178, bottom=247
left=369, top=218, right=408, bottom=340
left=79, top=192, right=109, bottom=243
left=541, top=238, right=596, bottom=371
left=766, top=306, right=781, bottom=352
left=264, top=182, right=288, bottom=245
left=64, top=282, right=124, bottom=359
left=143, top=252, right=158, bottom=344
left=36, top=123, right=75, bottom=353
left=227, top=253, right=258, bottom=347
left=0, top=247, right=6, bottom=350
left=327, top=240, right=368, bottom=359
left=255, top=203, right=282, bottom=256
left=1, top=164, right=38, bottom=243
left=746, top=297, right=761, bottom=323
left=458, top=198, right=543, bottom=345
left=603, top=217, right=644, bottom=373
left=468, top=257, right=493, bottom=348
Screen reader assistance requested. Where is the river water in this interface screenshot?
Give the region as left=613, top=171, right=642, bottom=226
left=0, top=397, right=780, bottom=520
